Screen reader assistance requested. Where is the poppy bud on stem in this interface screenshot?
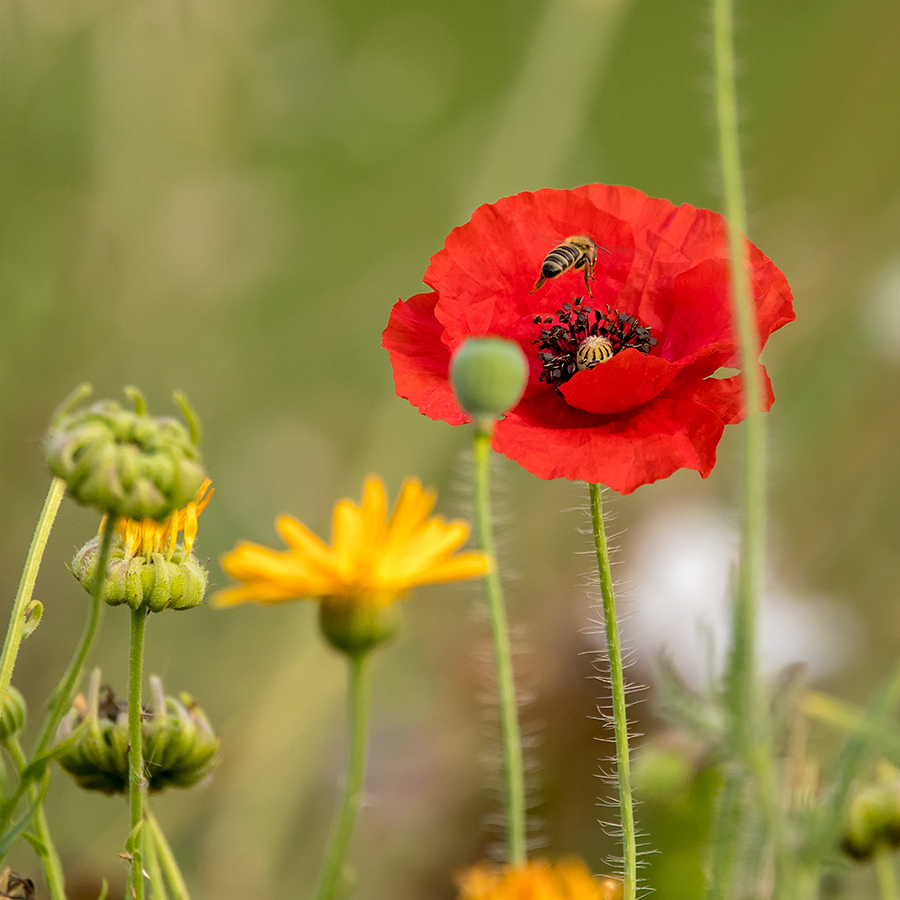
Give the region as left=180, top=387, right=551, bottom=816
left=450, top=338, right=528, bottom=435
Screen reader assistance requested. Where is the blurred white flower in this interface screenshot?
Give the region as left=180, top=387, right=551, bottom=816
left=608, top=503, right=857, bottom=689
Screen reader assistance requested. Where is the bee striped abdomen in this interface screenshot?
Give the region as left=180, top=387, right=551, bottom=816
left=541, top=242, right=585, bottom=279
left=530, top=235, right=602, bottom=297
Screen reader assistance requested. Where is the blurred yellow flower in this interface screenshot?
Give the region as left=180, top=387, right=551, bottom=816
left=457, top=859, right=623, bottom=900
left=214, top=475, right=491, bottom=610
left=102, top=478, right=213, bottom=559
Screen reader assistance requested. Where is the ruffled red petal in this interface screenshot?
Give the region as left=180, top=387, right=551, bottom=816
left=493, top=383, right=729, bottom=494
left=560, top=350, right=679, bottom=415
left=382, top=292, right=468, bottom=425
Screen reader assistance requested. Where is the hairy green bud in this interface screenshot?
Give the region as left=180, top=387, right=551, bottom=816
left=71, top=535, right=208, bottom=613
left=44, top=386, right=206, bottom=521
left=56, top=671, right=218, bottom=795
left=450, top=338, right=528, bottom=431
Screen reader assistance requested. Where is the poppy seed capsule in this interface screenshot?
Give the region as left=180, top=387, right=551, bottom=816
left=0, top=688, right=27, bottom=742
left=43, top=387, right=206, bottom=521
left=450, top=338, right=528, bottom=427
left=55, top=671, right=219, bottom=795
left=71, top=535, right=208, bottom=613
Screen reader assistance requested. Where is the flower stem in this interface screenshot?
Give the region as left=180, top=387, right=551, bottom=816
left=313, top=652, right=372, bottom=900
left=127, top=607, right=149, bottom=900
left=5, top=738, right=66, bottom=900
left=32, top=522, right=110, bottom=758
left=0, top=520, right=109, bottom=837
left=0, top=478, right=66, bottom=707
left=472, top=428, right=527, bottom=866
left=146, top=809, right=191, bottom=900
left=708, top=0, right=772, bottom=894
left=588, top=483, right=636, bottom=900
left=878, top=851, right=900, bottom=900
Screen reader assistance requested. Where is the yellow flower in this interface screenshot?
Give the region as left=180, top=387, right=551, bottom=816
left=456, top=859, right=623, bottom=900
left=215, top=475, right=491, bottom=610
left=102, top=478, right=214, bottom=559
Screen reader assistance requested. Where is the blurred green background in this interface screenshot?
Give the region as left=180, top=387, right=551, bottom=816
left=2, top=0, right=900, bottom=896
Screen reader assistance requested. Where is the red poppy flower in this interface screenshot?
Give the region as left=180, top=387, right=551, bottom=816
left=382, top=185, right=794, bottom=494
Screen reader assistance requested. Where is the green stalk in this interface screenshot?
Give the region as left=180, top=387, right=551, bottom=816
left=127, top=607, right=149, bottom=900
left=588, top=484, right=636, bottom=900
left=32, top=523, right=110, bottom=758
left=313, top=652, right=372, bottom=900
left=877, top=852, right=900, bottom=900
left=713, top=0, right=765, bottom=764
left=146, top=809, right=191, bottom=900
left=0, top=478, right=66, bottom=706
left=705, top=0, right=770, bottom=894
left=143, top=811, right=166, bottom=900
left=1, top=513, right=109, bottom=833
left=5, top=738, right=65, bottom=900
left=472, top=428, right=527, bottom=866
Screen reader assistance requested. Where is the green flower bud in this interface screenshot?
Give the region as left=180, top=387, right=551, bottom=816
left=71, top=535, right=208, bottom=613
left=319, top=597, right=403, bottom=656
left=841, top=774, right=900, bottom=861
left=44, top=386, right=206, bottom=521
left=0, top=688, right=26, bottom=742
left=56, top=671, right=219, bottom=795
left=450, top=338, right=528, bottom=431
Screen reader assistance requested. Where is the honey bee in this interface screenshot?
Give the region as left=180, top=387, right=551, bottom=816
left=530, top=235, right=608, bottom=298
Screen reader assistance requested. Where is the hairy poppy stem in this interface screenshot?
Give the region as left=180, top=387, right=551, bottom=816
left=0, top=478, right=66, bottom=708
left=313, top=652, right=372, bottom=900
left=707, top=0, right=772, bottom=895
left=127, top=606, right=149, bottom=900
left=588, top=484, right=636, bottom=900
left=472, top=428, right=527, bottom=866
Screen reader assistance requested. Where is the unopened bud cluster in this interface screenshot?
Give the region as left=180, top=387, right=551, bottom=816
left=56, top=672, right=218, bottom=795
left=71, top=536, right=207, bottom=613
left=44, top=388, right=206, bottom=521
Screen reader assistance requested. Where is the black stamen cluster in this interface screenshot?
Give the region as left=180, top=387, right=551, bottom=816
left=532, top=297, right=657, bottom=388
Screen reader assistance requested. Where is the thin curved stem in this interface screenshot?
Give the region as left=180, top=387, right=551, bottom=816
left=127, top=607, right=149, bottom=900
left=472, top=428, right=527, bottom=866
left=5, top=738, right=65, bottom=900
left=588, top=484, right=636, bottom=900
left=313, top=652, right=372, bottom=900
left=33, top=524, right=110, bottom=758
left=0, top=478, right=66, bottom=706
left=145, top=809, right=191, bottom=900
left=1, top=520, right=109, bottom=835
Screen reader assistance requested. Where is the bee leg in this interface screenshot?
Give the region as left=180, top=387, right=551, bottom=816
left=530, top=276, right=547, bottom=294
left=582, top=261, right=594, bottom=299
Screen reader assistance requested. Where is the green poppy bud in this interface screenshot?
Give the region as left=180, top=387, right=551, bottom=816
left=71, top=535, right=208, bottom=613
left=43, top=386, right=206, bottom=521
left=450, top=338, right=528, bottom=432
left=56, top=671, right=219, bottom=795
left=318, top=597, right=403, bottom=657
left=0, top=688, right=26, bottom=742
